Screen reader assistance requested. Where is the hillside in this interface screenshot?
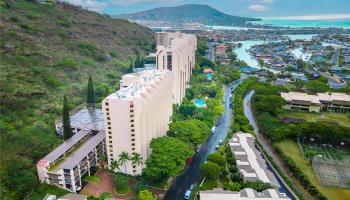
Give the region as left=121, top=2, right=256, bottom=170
left=117, top=4, right=259, bottom=26
left=0, top=0, right=155, bottom=199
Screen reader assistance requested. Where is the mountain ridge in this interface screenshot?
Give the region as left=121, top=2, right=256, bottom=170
left=116, top=4, right=260, bottom=26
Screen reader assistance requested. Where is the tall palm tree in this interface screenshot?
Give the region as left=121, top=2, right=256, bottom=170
left=131, top=153, right=143, bottom=177
left=110, top=159, right=121, bottom=172
left=118, top=151, right=130, bottom=174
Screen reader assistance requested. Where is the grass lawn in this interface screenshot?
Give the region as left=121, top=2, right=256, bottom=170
left=277, top=140, right=350, bottom=200
left=278, top=111, right=350, bottom=127
left=83, top=176, right=101, bottom=183
left=29, top=184, right=69, bottom=200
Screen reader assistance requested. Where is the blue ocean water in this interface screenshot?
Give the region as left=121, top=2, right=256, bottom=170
left=253, top=19, right=350, bottom=28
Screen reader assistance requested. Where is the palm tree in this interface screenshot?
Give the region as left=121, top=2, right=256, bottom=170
left=110, top=159, right=121, bottom=172
left=118, top=151, right=130, bottom=174
left=131, top=153, right=143, bottom=177
left=99, top=155, right=107, bottom=170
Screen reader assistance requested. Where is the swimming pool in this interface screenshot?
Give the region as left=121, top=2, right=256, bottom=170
left=207, top=73, right=213, bottom=81
left=193, top=98, right=206, bottom=108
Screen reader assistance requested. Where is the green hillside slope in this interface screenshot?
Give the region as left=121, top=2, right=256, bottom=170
left=0, top=1, right=155, bottom=199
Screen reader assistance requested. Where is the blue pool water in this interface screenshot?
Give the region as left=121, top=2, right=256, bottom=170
left=207, top=73, right=213, bottom=81
left=194, top=99, right=206, bottom=108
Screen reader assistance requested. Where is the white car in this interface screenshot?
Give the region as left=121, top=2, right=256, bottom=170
left=218, top=139, right=223, bottom=145
left=211, top=127, right=216, bottom=134
left=184, top=190, right=191, bottom=199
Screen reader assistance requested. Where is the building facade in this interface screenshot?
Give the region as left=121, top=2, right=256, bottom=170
left=281, top=92, right=350, bottom=112
left=37, top=130, right=105, bottom=193
left=156, top=32, right=197, bottom=104
left=102, top=69, right=174, bottom=175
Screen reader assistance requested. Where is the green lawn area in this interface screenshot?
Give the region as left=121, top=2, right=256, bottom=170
left=83, top=176, right=100, bottom=183
left=276, top=140, right=350, bottom=200
left=29, top=184, right=69, bottom=200
left=278, top=111, right=350, bottom=127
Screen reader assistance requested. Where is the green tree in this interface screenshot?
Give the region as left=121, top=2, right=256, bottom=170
left=200, top=161, right=221, bottom=180
left=140, top=57, right=145, bottom=68
left=131, top=153, right=143, bottom=176
left=168, top=119, right=210, bottom=146
left=145, top=136, right=193, bottom=181
left=207, top=152, right=227, bottom=168
left=62, top=96, right=72, bottom=140
left=110, top=159, right=121, bottom=172
left=138, top=190, right=156, bottom=200
left=128, top=59, right=134, bottom=73
left=118, top=151, right=130, bottom=174
left=87, top=76, right=96, bottom=106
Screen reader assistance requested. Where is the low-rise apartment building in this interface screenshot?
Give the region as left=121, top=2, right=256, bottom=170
left=200, top=132, right=290, bottom=200
left=156, top=32, right=197, bottom=104
left=229, top=132, right=280, bottom=187
left=102, top=69, right=174, bottom=175
left=37, top=130, right=105, bottom=193
left=281, top=92, right=350, bottom=112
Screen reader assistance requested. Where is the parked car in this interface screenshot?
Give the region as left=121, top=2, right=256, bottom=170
left=215, top=144, right=220, bottom=150
left=196, top=145, right=202, bottom=153
left=186, top=157, right=193, bottom=165
left=184, top=190, right=191, bottom=199
left=218, top=139, right=223, bottom=145
left=211, top=127, right=216, bottom=134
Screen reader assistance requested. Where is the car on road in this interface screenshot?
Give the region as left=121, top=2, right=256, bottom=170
left=211, top=127, right=216, bottom=134
left=184, top=190, right=191, bottom=199
left=196, top=144, right=202, bottom=152
left=218, top=139, right=223, bottom=145
left=215, top=144, right=220, bottom=150
left=189, top=184, right=195, bottom=191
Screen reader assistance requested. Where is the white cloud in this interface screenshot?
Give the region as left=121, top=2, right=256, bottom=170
left=66, top=0, right=108, bottom=12
left=255, top=0, right=274, bottom=4
left=247, top=4, right=268, bottom=12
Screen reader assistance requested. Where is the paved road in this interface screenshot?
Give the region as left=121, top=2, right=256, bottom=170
left=163, top=81, right=240, bottom=200
left=244, top=90, right=300, bottom=200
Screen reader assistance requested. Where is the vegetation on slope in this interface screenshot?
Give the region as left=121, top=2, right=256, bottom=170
left=0, top=1, right=155, bottom=199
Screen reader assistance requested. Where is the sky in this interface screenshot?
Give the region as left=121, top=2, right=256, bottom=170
left=66, top=0, right=350, bottom=18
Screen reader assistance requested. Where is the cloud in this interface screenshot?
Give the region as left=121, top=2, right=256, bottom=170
left=255, top=0, right=274, bottom=4
left=247, top=4, right=269, bottom=12
left=66, top=0, right=108, bottom=12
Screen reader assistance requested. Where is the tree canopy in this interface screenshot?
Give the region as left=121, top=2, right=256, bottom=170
left=168, top=119, right=210, bottom=146
left=144, top=136, right=193, bottom=181
left=200, top=161, right=222, bottom=180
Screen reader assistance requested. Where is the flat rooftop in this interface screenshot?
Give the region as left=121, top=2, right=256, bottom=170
left=281, top=92, right=350, bottom=105
left=107, top=69, right=171, bottom=101
left=70, top=108, right=104, bottom=131
left=200, top=188, right=290, bottom=200
left=39, top=130, right=105, bottom=171
left=229, top=132, right=280, bottom=187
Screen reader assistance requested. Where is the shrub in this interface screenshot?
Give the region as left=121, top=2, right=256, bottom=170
left=113, top=174, right=130, bottom=194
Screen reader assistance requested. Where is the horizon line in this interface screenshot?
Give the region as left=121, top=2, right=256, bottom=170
left=261, top=14, right=350, bottom=20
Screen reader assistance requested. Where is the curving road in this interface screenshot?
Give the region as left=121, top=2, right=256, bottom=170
left=244, top=90, right=300, bottom=200
left=163, top=80, right=240, bottom=200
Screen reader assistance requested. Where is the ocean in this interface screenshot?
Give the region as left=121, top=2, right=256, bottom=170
left=252, top=18, right=350, bottom=28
